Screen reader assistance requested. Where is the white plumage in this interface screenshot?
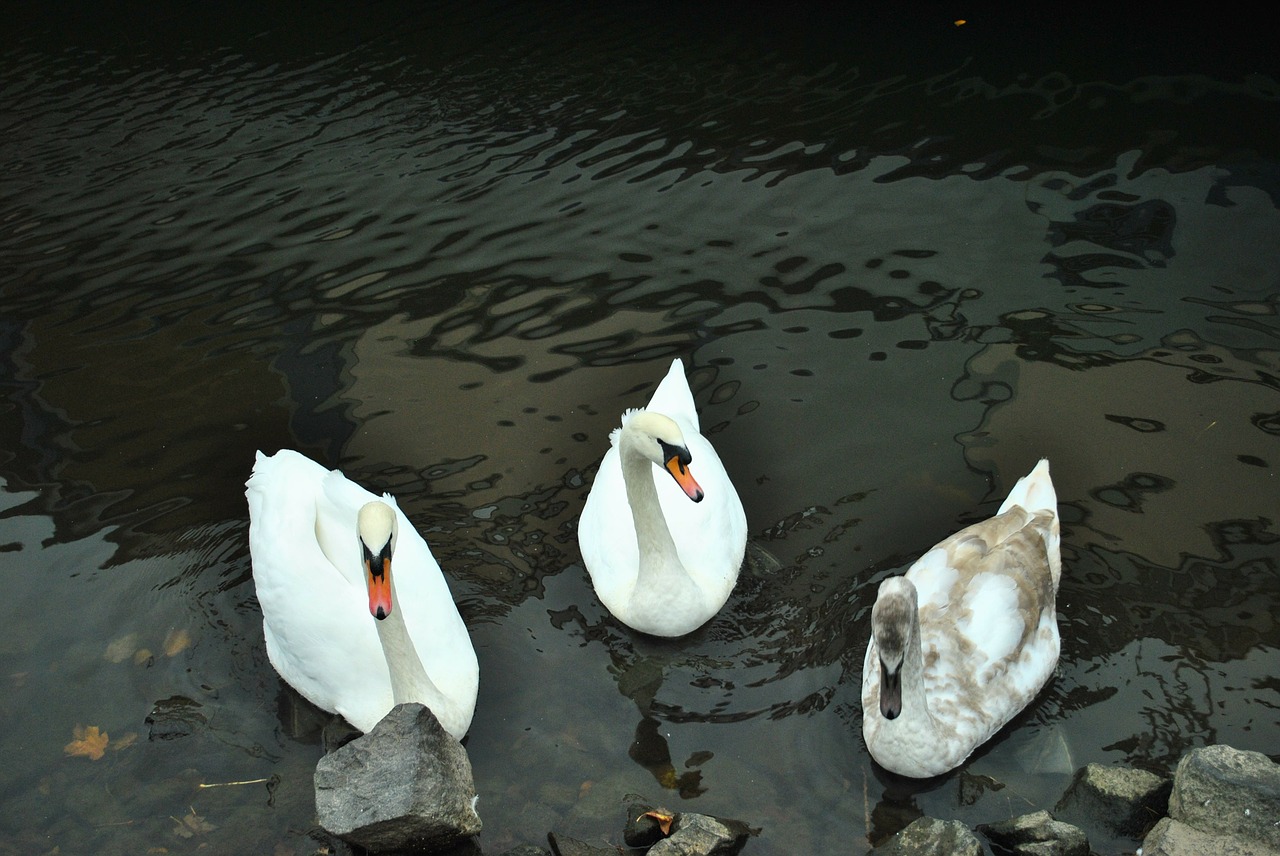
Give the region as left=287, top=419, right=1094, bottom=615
left=578, top=358, right=748, bottom=637
left=246, top=449, right=478, bottom=740
left=862, top=459, right=1061, bottom=777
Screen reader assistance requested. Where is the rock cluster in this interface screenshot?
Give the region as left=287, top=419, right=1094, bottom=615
left=310, top=734, right=1274, bottom=855
left=535, top=802, right=751, bottom=856
left=870, top=744, right=1278, bottom=856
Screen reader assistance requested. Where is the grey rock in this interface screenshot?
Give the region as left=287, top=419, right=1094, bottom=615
left=314, top=703, right=481, bottom=853
left=496, top=848, right=551, bottom=856
left=1167, top=744, right=1280, bottom=851
left=874, top=817, right=984, bottom=856
left=624, top=801, right=671, bottom=848
left=1053, top=762, right=1170, bottom=838
left=1142, top=816, right=1277, bottom=856
left=649, top=811, right=750, bottom=856
left=977, top=810, right=1089, bottom=856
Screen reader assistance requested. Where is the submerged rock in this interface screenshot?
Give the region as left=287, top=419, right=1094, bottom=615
left=619, top=801, right=750, bottom=856
left=314, top=703, right=481, bottom=853
left=977, top=810, right=1089, bottom=856
left=623, top=802, right=672, bottom=849
left=1053, top=762, right=1170, bottom=839
left=1163, top=745, right=1280, bottom=852
left=145, top=695, right=208, bottom=741
left=873, top=817, right=983, bottom=855
left=546, top=832, right=615, bottom=856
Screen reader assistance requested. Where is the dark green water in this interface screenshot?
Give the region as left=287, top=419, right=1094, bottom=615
left=1, top=4, right=1277, bottom=854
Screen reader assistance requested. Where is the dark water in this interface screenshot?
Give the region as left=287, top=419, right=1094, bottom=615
left=2, top=4, right=1277, bottom=854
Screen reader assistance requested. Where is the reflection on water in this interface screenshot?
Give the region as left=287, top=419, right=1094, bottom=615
left=2, top=3, right=1277, bottom=854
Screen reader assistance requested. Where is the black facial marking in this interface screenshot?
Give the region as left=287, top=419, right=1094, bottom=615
left=362, top=539, right=392, bottom=580
left=657, top=439, right=692, bottom=471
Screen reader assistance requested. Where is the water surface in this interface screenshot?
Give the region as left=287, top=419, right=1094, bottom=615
left=1, top=4, right=1277, bottom=854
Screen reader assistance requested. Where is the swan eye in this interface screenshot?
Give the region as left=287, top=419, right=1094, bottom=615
left=657, top=439, right=692, bottom=472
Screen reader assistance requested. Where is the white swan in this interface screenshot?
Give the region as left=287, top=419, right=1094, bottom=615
left=861, top=459, right=1061, bottom=778
left=246, top=449, right=478, bottom=740
left=578, top=358, right=748, bottom=637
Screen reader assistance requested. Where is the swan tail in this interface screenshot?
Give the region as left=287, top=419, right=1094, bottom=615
left=998, top=459, right=1061, bottom=591
left=646, top=358, right=699, bottom=430
left=998, top=458, right=1056, bottom=517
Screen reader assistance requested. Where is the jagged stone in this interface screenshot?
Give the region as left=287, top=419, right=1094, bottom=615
left=648, top=812, right=750, bottom=856
left=1167, top=745, right=1280, bottom=851
left=1053, top=762, right=1170, bottom=838
left=1142, top=816, right=1277, bottom=856
left=977, top=809, right=1089, bottom=856
left=314, top=703, right=481, bottom=853
left=874, top=817, right=983, bottom=855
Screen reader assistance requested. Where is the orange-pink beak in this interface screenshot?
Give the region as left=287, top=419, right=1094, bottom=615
left=664, top=453, right=704, bottom=502
left=365, top=553, right=393, bottom=619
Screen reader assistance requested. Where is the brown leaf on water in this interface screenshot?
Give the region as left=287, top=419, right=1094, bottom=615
left=171, top=807, right=216, bottom=839
left=640, top=809, right=675, bottom=836
left=163, top=628, right=192, bottom=657
left=134, top=648, right=154, bottom=666
left=64, top=724, right=109, bottom=761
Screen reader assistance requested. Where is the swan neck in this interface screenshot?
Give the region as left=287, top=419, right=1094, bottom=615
left=899, top=616, right=933, bottom=727
left=375, top=585, right=449, bottom=713
left=619, top=430, right=686, bottom=584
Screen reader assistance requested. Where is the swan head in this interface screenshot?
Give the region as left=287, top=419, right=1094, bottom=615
left=357, top=501, right=399, bottom=621
left=871, top=576, right=918, bottom=721
left=619, top=409, right=704, bottom=502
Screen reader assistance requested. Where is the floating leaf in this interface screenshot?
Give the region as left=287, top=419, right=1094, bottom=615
left=172, top=807, right=216, bottom=839
left=163, top=628, right=192, bottom=657
left=64, top=724, right=109, bottom=761
left=640, top=809, right=675, bottom=836
left=134, top=648, right=154, bottom=666
left=104, top=633, right=139, bottom=663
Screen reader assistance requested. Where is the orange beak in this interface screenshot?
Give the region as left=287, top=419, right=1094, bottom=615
left=664, top=453, right=705, bottom=502
left=366, top=554, right=393, bottom=620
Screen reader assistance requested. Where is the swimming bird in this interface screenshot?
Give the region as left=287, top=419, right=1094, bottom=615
left=578, top=358, right=748, bottom=637
left=861, top=459, right=1061, bottom=777
left=246, top=449, right=478, bottom=740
